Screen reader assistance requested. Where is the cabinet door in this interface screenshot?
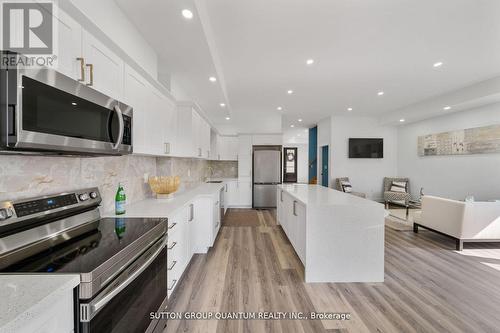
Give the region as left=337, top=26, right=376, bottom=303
left=226, top=181, right=238, bottom=206
left=55, top=10, right=82, bottom=80
left=124, top=65, right=147, bottom=153
left=238, top=135, right=253, bottom=156
left=238, top=180, right=252, bottom=206
left=238, top=155, right=252, bottom=178
left=162, top=95, right=177, bottom=156
left=176, top=106, right=195, bottom=157
left=82, top=30, right=124, bottom=100
left=210, top=131, right=219, bottom=160
left=229, top=137, right=239, bottom=160
left=147, top=87, right=166, bottom=155
left=295, top=202, right=306, bottom=264
left=192, top=111, right=202, bottom=157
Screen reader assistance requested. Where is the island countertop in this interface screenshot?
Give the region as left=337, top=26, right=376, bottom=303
left=277, top=183, right=385, bottom=283
left=278, top=183, right=383, bottom=207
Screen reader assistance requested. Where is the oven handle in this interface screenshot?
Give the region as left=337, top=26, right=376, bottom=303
left=87, top=236, right=166, bottom=319
left=112, top=105, right=124, bottom=150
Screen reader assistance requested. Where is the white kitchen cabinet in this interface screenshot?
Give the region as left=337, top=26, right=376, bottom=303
left=123, top=65, right=148, bottom=153
left=161, top=93, right=178, bottom=156
left=176, top=104, right=211, bottom=158
left=167, top=205, right=192, bottom=298
left=238, top=155, right=252, bottom=178
left=54, top=10, right=83, bottom=81
left=201, top=120, right=211, bottom=159
left=82, top=30, right=124, bottom=100
left=279, top=191, right=306, bottom=264
left=124, top=65, right=178, bottom=156
left=225, top=180, right=239, bottom=207
left=238, top=134, right=253, bottom=156
left=218, top=136, right=239, bottom=160
left=209, top=131, right=219, bottom=160
left=238, top=179, right=252, bottom=207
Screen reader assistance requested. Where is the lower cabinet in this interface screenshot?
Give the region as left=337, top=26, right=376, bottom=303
left=166, top=193, right=222, bottom=298
left=166, top=204, right=192, bottom=298
left=225, top=180, right=252, bottom=208
left=277, top=189, right=306, bottom=264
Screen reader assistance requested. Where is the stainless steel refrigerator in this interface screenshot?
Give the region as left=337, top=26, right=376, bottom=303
left=253, top=146, right=282, bottom=208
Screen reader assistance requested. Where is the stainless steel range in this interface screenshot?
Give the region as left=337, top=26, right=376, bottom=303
left=0, top=188, right=168, bottom=333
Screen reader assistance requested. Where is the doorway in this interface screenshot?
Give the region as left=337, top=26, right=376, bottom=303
left=283, top=147, right=298, bottom=183
left=321, top=145, right=329, bottom=187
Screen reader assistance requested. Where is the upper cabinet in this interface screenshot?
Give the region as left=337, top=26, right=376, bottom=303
left=54, top=10, right=83, bottom=81
left=54, top=9, right=214, bottom=159
left=176, top=104, right=211, bottom=158
left=82, top=31, right=124, bottom=101
left=218, top=136, right=239, bottom=161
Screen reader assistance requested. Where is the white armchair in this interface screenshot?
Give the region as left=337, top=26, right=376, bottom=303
left=413, top=196, right=500, bottom=250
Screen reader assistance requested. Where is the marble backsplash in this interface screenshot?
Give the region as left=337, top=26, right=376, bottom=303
left=0, top=155, right=157, bottom=213
left=0, top=155, right=239, bottom=213
left=208, top=160, right=238, bottom=178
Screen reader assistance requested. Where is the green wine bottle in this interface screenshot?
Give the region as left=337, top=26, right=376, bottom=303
left=115, top=183, right=126, bottom=215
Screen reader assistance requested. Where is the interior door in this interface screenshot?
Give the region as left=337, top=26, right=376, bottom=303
left=321, top=145, right=329, bottom=187
left=283, top=147, right=298, bottom=183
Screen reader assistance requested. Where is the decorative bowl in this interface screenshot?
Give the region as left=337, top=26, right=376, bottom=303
left=148, top=176, right=180, bottom=199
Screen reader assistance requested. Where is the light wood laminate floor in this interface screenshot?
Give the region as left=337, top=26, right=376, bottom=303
left=162, top=209, right=500, bottom=333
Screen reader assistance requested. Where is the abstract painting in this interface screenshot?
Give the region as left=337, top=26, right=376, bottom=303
left=418, top=124, right=500, bottom=156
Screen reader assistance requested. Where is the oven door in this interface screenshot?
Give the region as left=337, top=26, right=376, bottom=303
left=7, top=66, right=132, bottom=155
left=79, top=236, right=167, bottom=333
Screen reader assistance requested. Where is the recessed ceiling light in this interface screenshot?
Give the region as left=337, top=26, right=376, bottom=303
left=71, top=102, right=77, bottom=106
left=287, top=90, right=293, bottom=95
left=209, top=76, right=217, bottom=82
left=277, top=106, right=283, bottom=111
left=225, top=116, right=230, bottom=120
left=433, top=61, right=443, bottom=68
left=306, top=59, right=314, bottom=65
left=443, top=106, right=451, bottom=110
left=220, top=103, right=226, bottom=107
left=399, top=118, right=405, bottom=122
left=298, top=118, right=303, bottom=122
left=182, top=9, right=193, bottom=19
left=377, top=91, right=385, bottom=96
left=290, top=124, right=295, bottom=128
left=347, top=107, right=353, bottom=111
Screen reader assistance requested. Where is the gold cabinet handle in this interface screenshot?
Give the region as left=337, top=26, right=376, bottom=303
left=167, top=241, right=177, bottom=250
left=86, top=63, right=94, bottom=86
left=76, top=57, right=85, bottom=82
left=168, top=222, right=177, bottom=230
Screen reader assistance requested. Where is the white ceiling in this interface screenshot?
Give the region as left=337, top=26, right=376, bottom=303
left=116, top=0, right=500, bottom=134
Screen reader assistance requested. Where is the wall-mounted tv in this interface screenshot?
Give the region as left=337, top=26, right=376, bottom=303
left=349, top=138, right=384, bottom=158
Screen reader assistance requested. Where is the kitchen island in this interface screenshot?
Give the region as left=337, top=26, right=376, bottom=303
left=277, top=184, right=385, bottom=283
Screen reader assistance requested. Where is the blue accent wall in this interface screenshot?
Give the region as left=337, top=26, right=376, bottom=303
left=308, top=126, right=318, bottom=183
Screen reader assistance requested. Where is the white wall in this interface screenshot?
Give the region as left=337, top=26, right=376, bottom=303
left=397, top=103, right=500, bottom=201
left=296, top=144, right=309, bottom=183
left=330, top=116, right=398, bottom=201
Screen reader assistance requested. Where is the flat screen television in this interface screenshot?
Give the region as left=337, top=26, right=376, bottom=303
left=349, top=138, right=384, bottom=158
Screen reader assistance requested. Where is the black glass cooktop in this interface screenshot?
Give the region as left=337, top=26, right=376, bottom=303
left=1, top=217, right=165, bottom=273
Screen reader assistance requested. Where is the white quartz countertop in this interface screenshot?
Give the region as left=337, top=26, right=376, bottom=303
left=103, top=181, right=227, bottom=218
left=279, top=184, right=383, bottom=207
left=0, top=274, right=80, bottom=332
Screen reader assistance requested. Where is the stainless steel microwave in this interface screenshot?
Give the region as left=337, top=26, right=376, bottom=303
left=0, top=53, right=132, bottom=155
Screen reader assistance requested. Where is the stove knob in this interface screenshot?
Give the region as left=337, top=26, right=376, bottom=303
left=0, top=207, right=13, bottom=221
left=89, top=192, right=98, bottom=199
left=79, top=193, right=89, bottom=201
